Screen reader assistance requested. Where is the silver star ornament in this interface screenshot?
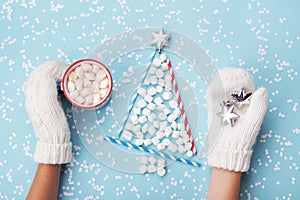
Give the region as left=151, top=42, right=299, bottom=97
left=230, top=88, right=252, bottom=103
left=216, top=102, right=239, bottom=127
left=151, top=29, right=171, bottom=53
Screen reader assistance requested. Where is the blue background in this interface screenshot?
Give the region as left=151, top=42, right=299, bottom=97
left=0, top=1, right=299, bottom=199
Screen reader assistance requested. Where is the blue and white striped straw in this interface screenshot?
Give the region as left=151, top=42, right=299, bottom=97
left=104, top=136, right=202, bottom=168
left=118, top=50, right=157, bottom=138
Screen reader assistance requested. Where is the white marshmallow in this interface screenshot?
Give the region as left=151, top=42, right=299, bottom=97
left=158, top=112, right=166, bottom=120
left=147, top=87, right=157, bottom=96
left=130, top=114, right=139, bottom=124
left=75, top=79, right=83, bottom=91
left=137, top=99, right=147, bottom=108
left=150, top=76, right=158, bottom=85
left=142, top=108, right=151, bottom=116
left=100, top=88, right=108, bottom=97
left=149, top=67, right=157, bottom=74
left=158, top=78, right=165, bottom=87
left=165, top=83, right=172, bottom=91
left=140, top=156, right=148, bottom=164
left=147, top=103, right=156, bottom=110
left=154, top=97, right=163, bottom=105
left=81, top=87, right=92, bottom=97
left=161, top=63, right=168, bottom=71
left=84, top=80, right=92, bottom=88
left=173, top=108, right=181, bottom=119
left=68, top=71, right=77, bottom=81
left=156, top=104, right=166, bottom=111
left=77, top=68, right=85, bottom=79
left=167, top=114, right=175, bottom=123
left=85, top=72, right=95, bottom=81
left=186, top=150, right=193, bottom=158
left=163, top=107, right=171, bottom=115
left=182, top=135, right=190, bottom=144
left=135, top=139, right=144, bottom=146
left=144, top=95, right=153, bottom=103
left=156, top=131, right=165, bottom=140
left=171, top=131, right=180, bottom=139
left=153, top=57, right=161, bottom=67
left=162, top=91, right=173, bottom=100
left=148, top=156, right=157, bottom=165
left=93, top=93, right=101, bottom=104
left=82, top=63, right=93, bottom=72
left=139, top=165, right=148, bottom=174
left=171, top=121, right=177, bottom=130
left=169, top=100, right=178, bottom=109
left=133, top=125, right=141, bottom=133
left=179, top=130, right=187, bottom=137
left=125, top=123, right=134, bottom=131
left=157, top=159, right=166, bottom=167
left=92, top=64, right=101, bottom=73
left=168, top=143, right=178, bottom=153
left=85, top=94, right=94, bottom=105
left=148, top=113, right=156, bottom=122
left=178, top=145, right=186, bottom=154
left=135, top=132, right=144, bottom=139
left=184, top=142, right=192, bottom=150
left=165, top=126, right=172, bottom=137
left=157, top=143, right=165, bottom=150
left=96, top=70, right=106, bottom=81
left=67, top=81, right=75, bottom=92
left=163, top=138, right=171, bottom=146
left=165, top=74, right=172, bottom=82
left=156, top=85, right=164, bottom=93
left=133, top=107, right=141, bottom=115
left=147, top=165, right=156, bottom=173
left=155, top=69, right=164, bottom=79
left=141, top=124, right=149, bottom=133
left=100, top=78, right=109, bottom=89
left=176, top=138, right=184, bottom=145
left=177, top=123, right=184, bottom=130
left=151, top=137, right=160, bottom=146
left=143, top=138, right=152, bottom=146
left=138, top=116, right=147, bottom=124
left=123, top=131, right=133, bottom=141
left=143, top=78, right=150, bottom=85
left=157, top=168, right=166, bottom=177
left=75, top=95, right=85, bottom=104
left=153, top=120, right=160, bottom=128
left=160, top=53, right=167, bottom=62
left=148, top=125, right=156, bottom=135
left=137, top=87, right=147, bottom=97
left=159, top=121, right=168, bottom=130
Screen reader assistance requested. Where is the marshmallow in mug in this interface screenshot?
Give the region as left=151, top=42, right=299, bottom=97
left=63, top=59, right=112, bottom=108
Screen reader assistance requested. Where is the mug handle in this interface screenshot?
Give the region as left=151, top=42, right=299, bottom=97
left=56, top=82, right=64, bottom=94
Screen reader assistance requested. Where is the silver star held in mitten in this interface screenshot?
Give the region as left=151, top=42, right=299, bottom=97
left=231, top=88, right=252, bottom=103
left=216, top=101, right=239, bottom=127
left=151, top=28, right=171, bottom=53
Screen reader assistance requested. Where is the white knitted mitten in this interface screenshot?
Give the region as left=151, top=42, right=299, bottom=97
left=25, top=60, right=72, bottom=164
left=206, top=67, right=268, bottom=172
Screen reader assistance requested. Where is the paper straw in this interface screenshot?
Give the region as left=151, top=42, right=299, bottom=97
left=104, top=136, right=201, bottom=168
left=167, top=60, right=197, bottom=155
left=118, top=50, right=157, bottom=138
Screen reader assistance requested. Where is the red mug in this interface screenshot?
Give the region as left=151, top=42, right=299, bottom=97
left=58, top=59, right=113, bottom=109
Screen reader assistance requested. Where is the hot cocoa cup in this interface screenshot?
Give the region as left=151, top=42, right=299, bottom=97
left=61, top=59, right=113, bottom=109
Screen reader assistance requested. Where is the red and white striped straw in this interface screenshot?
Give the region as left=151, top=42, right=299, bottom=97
left=167, top=60, right=197, bottom=155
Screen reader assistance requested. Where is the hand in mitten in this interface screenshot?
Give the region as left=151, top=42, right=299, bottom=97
left=206, top=68, right=268, bottom=172
left=25, top=60, right=72, bottom=164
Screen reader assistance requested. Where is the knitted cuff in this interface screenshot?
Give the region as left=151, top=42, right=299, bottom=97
left=33, top=140, right=72, bottom=164
left=207, top=147, right=253, bottom=172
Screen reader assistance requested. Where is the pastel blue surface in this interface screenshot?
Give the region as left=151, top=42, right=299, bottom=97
left=1, top=1, right=300, bottom=199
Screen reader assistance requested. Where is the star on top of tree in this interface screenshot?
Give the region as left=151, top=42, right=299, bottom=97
left=151, top=29, right=171, bottom=53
